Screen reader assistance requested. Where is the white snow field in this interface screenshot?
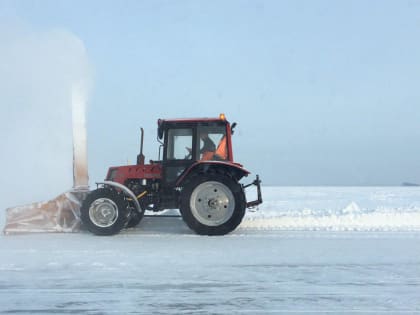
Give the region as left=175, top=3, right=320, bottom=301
left=1, top=187, right=420, bottom=314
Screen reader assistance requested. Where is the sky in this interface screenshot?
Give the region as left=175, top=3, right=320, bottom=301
left=0, top=0, right=419, bottom=209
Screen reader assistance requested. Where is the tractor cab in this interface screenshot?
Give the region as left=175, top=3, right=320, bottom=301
left=157, top=114, right=234, bottom=185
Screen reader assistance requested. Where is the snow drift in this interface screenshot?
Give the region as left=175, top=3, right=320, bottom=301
left=241, top=186, right=420, bottom=231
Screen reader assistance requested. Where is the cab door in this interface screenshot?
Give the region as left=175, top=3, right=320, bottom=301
left=162, top=127, right=196, bottom=186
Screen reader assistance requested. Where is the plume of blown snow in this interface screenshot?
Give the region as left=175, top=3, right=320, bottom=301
left=72, top=80, right=89, bottom=189
left=0, top=17, right=92, bottom=219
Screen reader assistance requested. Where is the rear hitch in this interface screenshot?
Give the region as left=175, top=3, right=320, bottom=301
left=243, top=175, right=263, bottom=208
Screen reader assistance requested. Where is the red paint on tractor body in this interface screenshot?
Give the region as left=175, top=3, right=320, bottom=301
left=106, top=163, right=162, bottom=185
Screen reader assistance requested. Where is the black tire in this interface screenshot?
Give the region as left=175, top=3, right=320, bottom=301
left=80, top=188, right=129, bottom=236
left=180, top=173, right=246, bottom=235
left=126, top=205, right=144, bottom=228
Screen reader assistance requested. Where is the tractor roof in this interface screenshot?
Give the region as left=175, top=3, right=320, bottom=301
left=158, top=114, right=228, bottom=125
left=158, top=114, right=229, bottom=126
left=157, top=114, right=229, bottom=139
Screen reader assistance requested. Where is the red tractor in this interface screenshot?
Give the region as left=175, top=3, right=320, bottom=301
left=80, top=114, right=262, bottom=235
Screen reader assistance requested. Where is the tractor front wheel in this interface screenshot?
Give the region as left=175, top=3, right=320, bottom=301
left=180, top=174, right=246, bottom=235
left=80, top=188, right=129, bottom=236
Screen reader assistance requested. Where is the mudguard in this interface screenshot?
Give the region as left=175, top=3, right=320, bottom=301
left=97, top=181, right=143, bottom=214
left=176, top=161, right=250, bottom=186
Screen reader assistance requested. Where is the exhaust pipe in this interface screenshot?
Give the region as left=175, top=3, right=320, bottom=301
left=137, top=127, right=145, bottom=165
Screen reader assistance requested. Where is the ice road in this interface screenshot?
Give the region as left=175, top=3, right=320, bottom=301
left=1, top=226, right=419, bottom=313
left=1, top=187, right=420, bottom=314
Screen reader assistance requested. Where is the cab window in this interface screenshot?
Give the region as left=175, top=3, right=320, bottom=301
left=166, top=128, right=193, bottom=160
left=197, top=125, right=228, bottom=161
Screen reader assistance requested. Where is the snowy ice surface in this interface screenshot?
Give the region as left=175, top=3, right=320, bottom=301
left=1, top=187, right=420, bottom=313
left=242, top=186, right=420, bottom=231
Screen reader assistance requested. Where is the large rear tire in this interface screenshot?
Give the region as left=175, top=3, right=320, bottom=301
left=126, top=204, right=144, bottom=228
left=180, top=174, right=246, bottom=235
left=80, top=188, right=129, bottom=236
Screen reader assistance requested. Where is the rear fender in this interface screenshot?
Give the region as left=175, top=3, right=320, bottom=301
left=176, top=161, right=250, bottom=186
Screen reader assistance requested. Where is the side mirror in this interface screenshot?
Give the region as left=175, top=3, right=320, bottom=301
left=231, top=122, right=237, bottom=135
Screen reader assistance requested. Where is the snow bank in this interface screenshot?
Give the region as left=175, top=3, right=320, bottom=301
left=0, top=208, right=4, bottom=230
left=242, top=186, right=420, bottom=231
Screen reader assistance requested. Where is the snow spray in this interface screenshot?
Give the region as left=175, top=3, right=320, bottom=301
left=3, top=83, right=91, bottom=234
left=71, top=81, right=89, bottom=189
left=2, top=23, right=92, bottom=233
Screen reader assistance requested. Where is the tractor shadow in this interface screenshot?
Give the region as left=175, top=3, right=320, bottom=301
left=125, top=215, right=193, bottom=235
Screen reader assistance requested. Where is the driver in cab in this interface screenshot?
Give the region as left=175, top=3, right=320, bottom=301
left=186, top=131, right=216, bottom=160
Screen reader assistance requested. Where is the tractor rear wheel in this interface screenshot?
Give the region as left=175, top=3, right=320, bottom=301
left=80, top=188, right=129, bottom=236
left=180, top=174, right=246, bottom=235
left=126, top=205, right=144, bottom=228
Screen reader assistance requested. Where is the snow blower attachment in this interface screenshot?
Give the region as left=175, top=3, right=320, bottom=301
left=4, top=191, right=87, bottom=234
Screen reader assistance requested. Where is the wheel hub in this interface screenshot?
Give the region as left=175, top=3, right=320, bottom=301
left=88, top=198, right=119, bottom=228
left=190, top=181, right=235, bottom=226
left=208, top=198, right=222, bottom=209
